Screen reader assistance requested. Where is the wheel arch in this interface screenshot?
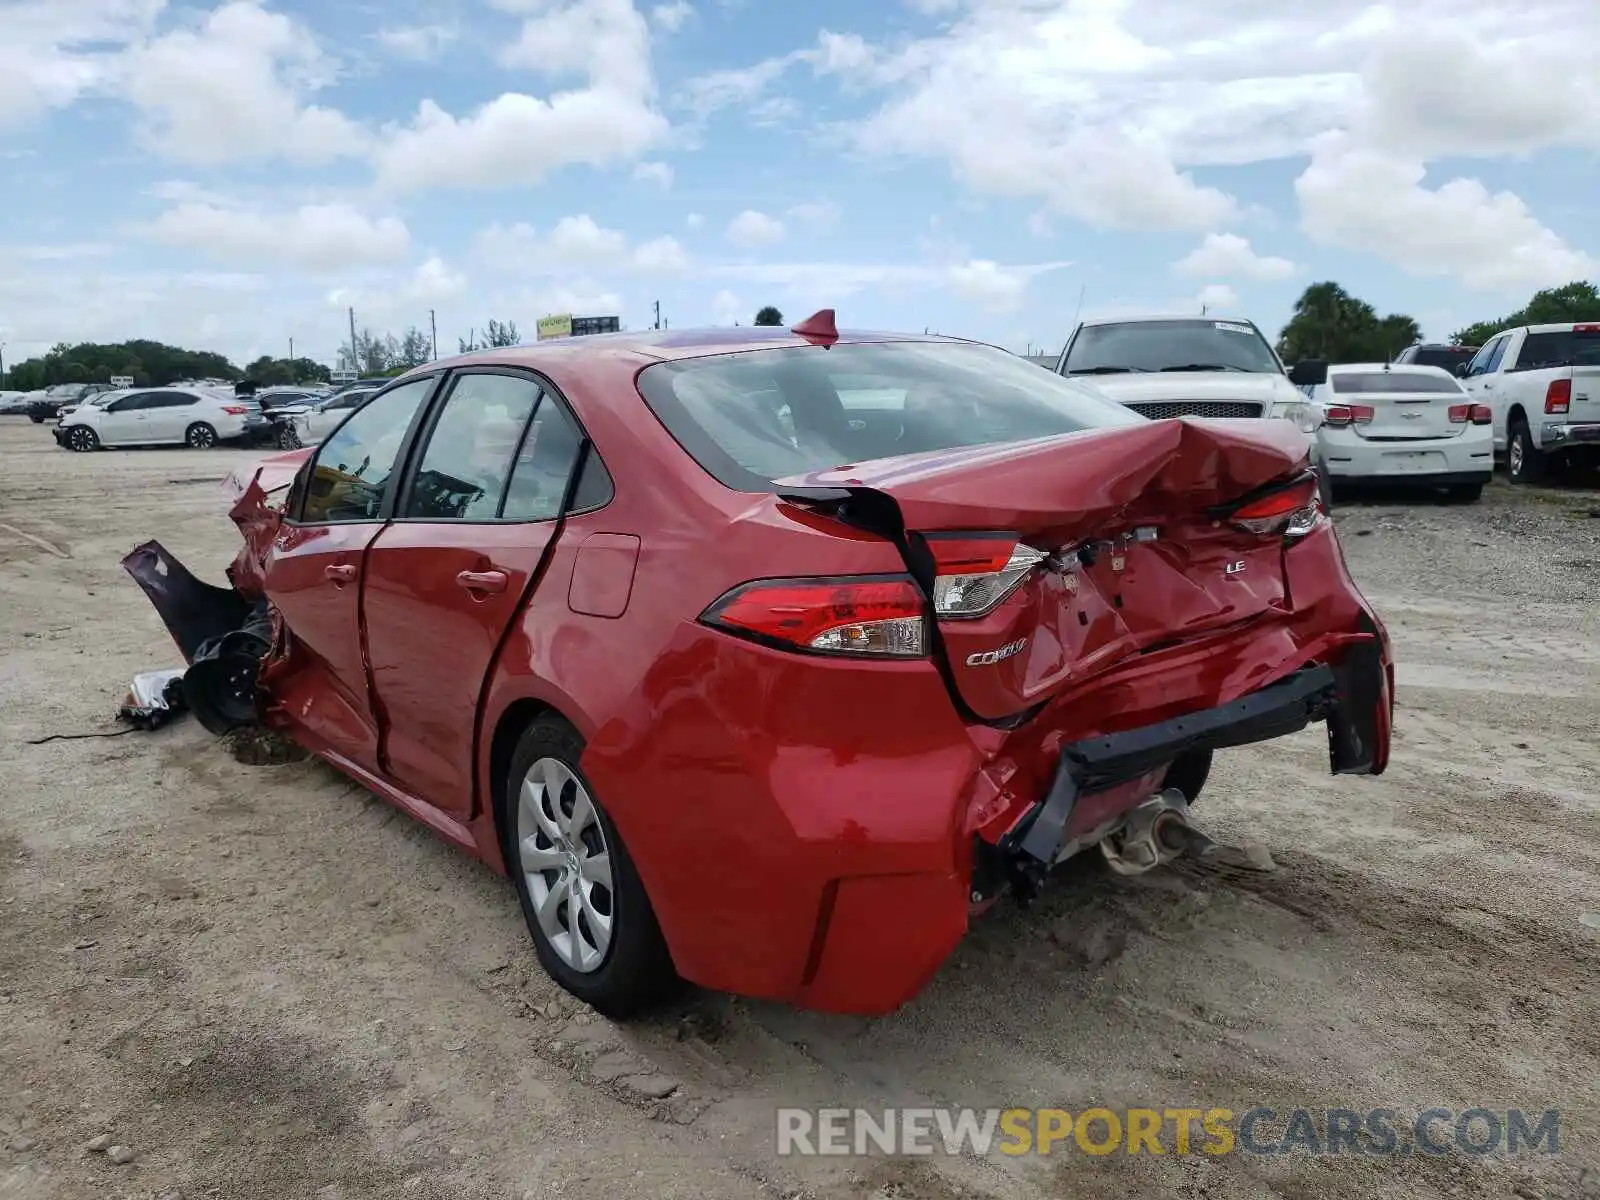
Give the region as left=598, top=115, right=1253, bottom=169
left=481, top=688, right=600, bottom=874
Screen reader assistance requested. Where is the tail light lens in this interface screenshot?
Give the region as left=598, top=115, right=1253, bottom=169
left=1228, top=475, right=1322, bottom=538
left=1545, top=379, right=1571, bottom=415
left=700, top=576, right=926, bottom=658
left=1448, top=403, right=1471, bottom=423
left=1321, top=404, right=1374, bottom=427
left=1469, top=403, right=1492, bottom=425
left=925, top=534, right=1045, bottom=618
left=221, top=405, right=248, bottom=415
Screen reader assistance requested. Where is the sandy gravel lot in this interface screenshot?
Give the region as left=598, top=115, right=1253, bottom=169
left=2, top=417, right=1597, bottom=1200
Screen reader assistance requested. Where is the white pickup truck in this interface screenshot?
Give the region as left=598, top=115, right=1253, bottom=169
left=1455, top=322, right=1600, bottom=483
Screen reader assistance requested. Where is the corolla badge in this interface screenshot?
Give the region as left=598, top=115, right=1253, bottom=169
left=966, top=638, right=1028, bottom=667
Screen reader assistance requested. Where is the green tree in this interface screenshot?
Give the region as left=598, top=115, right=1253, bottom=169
left=459, top=318, right=521, bottom=352
left=3, top=340, right=242, bottom=390
left=1451, top=280, right=1600, bottom=345
left=1276, top=282, right=1421, bottom=364
left=753, top=306, right=784, bottom=326
left=397, top=327, right=433, bottom=367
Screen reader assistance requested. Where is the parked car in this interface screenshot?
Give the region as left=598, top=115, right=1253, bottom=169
left=1456, top=322, right=1600, bottom=482
left=1295, top=362, right=1493, bottom=502
left=254, top=386, right=330, bottom=412
left=0, top=390, right=29, bottom=413
left=126, top=314, right=1392, bottom=1018
left=1393, top=342, right=1477, bottom=373
left=26, top=382, right=110, bottom=422
left=273, top=383, right=383, bottom=448
left=54, top=386, right=274, bottom=450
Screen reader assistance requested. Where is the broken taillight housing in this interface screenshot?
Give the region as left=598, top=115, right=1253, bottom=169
left=925, top=534, right=1045, bottom=619
left=1228, top=476, right=1322, bottom=538
left=700, top=576, right=926, bottom=658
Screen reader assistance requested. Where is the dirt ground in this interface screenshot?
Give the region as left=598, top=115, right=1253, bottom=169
left=2, top=417, right=1597, bottom=1200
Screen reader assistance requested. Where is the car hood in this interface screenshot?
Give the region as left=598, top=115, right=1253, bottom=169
left=224, top=447, right=313, bottom=502
left=1073, top=372, right=1302, bottom=407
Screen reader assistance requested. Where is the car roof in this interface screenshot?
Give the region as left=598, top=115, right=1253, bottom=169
left=1328, top=362, right=1455, bottom=377
left=395, top=325, right=968, bottom=378
left=1077, top=313, right=1257, bottom=328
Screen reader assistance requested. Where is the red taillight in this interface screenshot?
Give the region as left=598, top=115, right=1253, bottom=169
left=1545, top=379, right=1571, bottom=415
left=700, top=576, right=926, bottom=658
left=1574, top=324, right=1600, bottom=333
left=1228, top=475, right=1322, bottom=538
left=221, top=405, right=248, bottom=415
left=1470, top=403, right=1492, bottom=425
left=924, top=532, right=1046, bottom=618
left=1321, top=404, right=1374, bottom=427
left=1448, top=403, right=1471, bottom=423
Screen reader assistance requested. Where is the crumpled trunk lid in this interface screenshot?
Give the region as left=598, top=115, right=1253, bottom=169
left=779, top=418, right=1314, bottom=722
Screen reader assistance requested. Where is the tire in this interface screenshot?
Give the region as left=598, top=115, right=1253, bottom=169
left=1506, top=417, right=1547, bottom=485
left=1315, top=461, right=1334, bottom=515
left=1443, top=482, right=1483, bottom=504
left=66, top=425, right=99, bottom=452
left=276, top=423, right=301, bottom=451
left=29, top=413, right=44, bottom=424
left=505, top=717, right=678, bottom=1018
left=1161, top=748, right=1212, bottom=806
left=185, top=422, right=218, bottom=449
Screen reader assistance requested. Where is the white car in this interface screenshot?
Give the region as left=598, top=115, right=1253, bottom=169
left=54, top=386, right=274, bottom=451
left=1302, top=363, right=1494, bottom=502
left=276, top=383, right=383, bottom=448
left=0, top=390, right=29, bottom=413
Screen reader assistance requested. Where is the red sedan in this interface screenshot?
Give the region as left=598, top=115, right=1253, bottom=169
left=126, top=313, right=1392, bottom=1017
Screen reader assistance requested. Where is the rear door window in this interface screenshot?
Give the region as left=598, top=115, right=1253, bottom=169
left=402, top=373, right=543, bottom=521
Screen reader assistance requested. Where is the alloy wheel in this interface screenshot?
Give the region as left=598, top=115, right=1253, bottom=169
left=188, top=424, right=216, bottom=448
left=1509, top=433, right=1524, bottom=478
left=68, top=427, right=95, bottom=452
left=515, top=757, right=614, bottom=974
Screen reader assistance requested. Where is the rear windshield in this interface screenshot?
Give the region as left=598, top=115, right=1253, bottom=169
left=1062, top=319, right=1282, bottom=375
left=1400, top=346, right=1474, bottom=370
left=636, top=341, right=1144, bottom=491
left=1330, top=372, right=1463, bottom=394
left=1515, top=330, right=1600, bottom=370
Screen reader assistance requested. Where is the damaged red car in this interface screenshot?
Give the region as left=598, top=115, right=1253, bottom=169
left=126, top=313, right=1392, bottom=1018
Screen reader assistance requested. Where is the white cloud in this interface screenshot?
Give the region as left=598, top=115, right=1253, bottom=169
left=633, top=160, right=673, bottom=188
left=375, top=91, right=667, bottom=193
left=474, top=217, right=690, bottom=276
left=1295, top=132, right=1597, bottom=292
left=325, top=256, right=467, bottom=316
left=710, top=289, right=742, bottom=324
left=1174, top=234, right=1297, bottom=282
left=375, top=24, right=458, bottom=62
left=0, top=0, right=162, bottom=130
left=143, top=202, right=411, bottom=270
left=120, top=1, right=366, bottom=166
left=706, top=257, right=1070, bottom=313
left=1197, top=284, right=1239, bottom=310
left=495, top=0, right=653, bottom=98
left=946, top=260, right=1035, bottom=312
left=786, top=202, right=841, bottom=232
left=651, top=2, right=694, bottom=32
left=725, top=209, right=786, bottom=249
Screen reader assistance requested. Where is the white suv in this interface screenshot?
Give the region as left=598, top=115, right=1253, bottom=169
left=54, top=387, right=273, bottom=451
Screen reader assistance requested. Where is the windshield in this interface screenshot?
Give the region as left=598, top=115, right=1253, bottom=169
left=636, top=340, right=1145, bottom=492
left=1331, top=372, right=1462, bottom=395
left=1404, top=346, right=1474, bottom=370
left=1063, top=319, right=1282, bottom=375
left=1516, top=330, right=1600, bottom=370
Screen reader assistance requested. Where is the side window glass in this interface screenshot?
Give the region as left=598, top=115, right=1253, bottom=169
left=1465, top=342, right=1493, bottom=377
left=501, top=396, right=584, bottom=522
left=108, top=393, right=142, bottom=412
left=301, top=379, right=433, bottom=523
left=404, top=374, right=543, bottom=520
left=570, top=452, right=614, bottom=512
left=1483, top=337, right=1508, bottom=373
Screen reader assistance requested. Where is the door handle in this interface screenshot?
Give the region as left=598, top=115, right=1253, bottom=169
left=456, top=569, right=508, bottom=595
left=324, top=563, right=357, bottom=583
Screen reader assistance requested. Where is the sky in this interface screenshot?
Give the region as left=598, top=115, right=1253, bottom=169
left=2, top=0, right=1598, bottom=371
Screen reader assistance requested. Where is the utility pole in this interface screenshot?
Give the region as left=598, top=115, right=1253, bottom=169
left=653, top=300, right=661, bottom=330
left=429, top=309, right=438, bottom=359
left=348, top=306, right=358, bottom=374
left=288, top=336, right=294, bottom=361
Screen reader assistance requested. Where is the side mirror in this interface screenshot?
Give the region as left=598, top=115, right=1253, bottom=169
left=1454, top=362, right=1470, bottom=378
left=1287, top=359, right=1328, bottom=388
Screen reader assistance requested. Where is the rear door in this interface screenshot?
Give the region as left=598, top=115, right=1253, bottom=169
left=1329, top=369, right=1467, bottom=440
left=362, top=370, right=587, bottom=815
left=148, top=390, right=199, bottom=442
left=262, top=376, right=438, bottom=767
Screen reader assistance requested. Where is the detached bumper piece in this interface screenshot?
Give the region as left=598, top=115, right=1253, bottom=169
left=1000, top=656, right=1378, bottom=900
left=121, top=540, right=272, bottom=735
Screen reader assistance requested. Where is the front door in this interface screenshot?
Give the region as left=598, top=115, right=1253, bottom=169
left=362, top=371, right=585, bottom=816
left=97, top=391, right=154, bottom=445
left=261, top=376, right=437, bottom=767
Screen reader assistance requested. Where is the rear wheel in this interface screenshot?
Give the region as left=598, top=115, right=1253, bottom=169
left=185, top=422, right=218, bottom=449
left=276, top=423, right=301, bottom=450
left=505, top=718, right=678, bottom=1018
left=66, top=425, right=99, bottom=452
left=1507, top=417, right=1547, bottom=485
left=1161, top=749, right=1212, bottom=806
